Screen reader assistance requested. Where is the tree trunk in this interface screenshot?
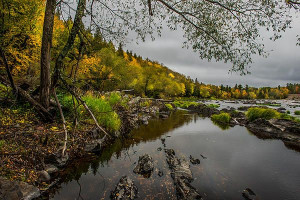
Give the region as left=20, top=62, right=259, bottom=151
left=40, top=0, right=56, bottom=109
left=52, top=0, right=86, bottom=89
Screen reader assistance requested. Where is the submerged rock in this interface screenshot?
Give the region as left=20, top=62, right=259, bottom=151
left=110, top=176, right=137, bottom=200
left=189, top=155, right=200, bottom=165
left=164, top=149, right=202, bottom=200
left=242, top=188, right=257, bottom=200
left=0, top=177, right=40, bottom=200
left=133, top=154, right=154, bottom=178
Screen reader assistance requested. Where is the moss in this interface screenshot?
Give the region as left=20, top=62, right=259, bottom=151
left=246, top=107, right=280, bottom=121
left=211, top=113, right=231, bottom=124
left=294, top=111, right=300, bottom=115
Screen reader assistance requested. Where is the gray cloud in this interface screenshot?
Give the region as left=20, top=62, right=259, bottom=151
left=125, top=16, right=300, bottom=87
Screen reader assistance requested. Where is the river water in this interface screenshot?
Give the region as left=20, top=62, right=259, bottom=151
left=52, top=110, right=300, bottom=200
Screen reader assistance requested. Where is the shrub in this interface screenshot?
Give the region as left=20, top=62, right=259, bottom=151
left=208, top=104, right=220, bottom=108
left=60, top=93, right=121, bottom=132
left=165, top=103, right=174, bottom=110
left=286, top=111, right=291, bottom=114
left=173, top=100, right=199, bottom=109
left=211, top=113, right=231, bottom=124
left=295, top=111, right=300, bottom=115
left=246, top=107, right=280, bottom=121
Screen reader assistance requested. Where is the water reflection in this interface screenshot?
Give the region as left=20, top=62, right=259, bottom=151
left=52, top=111, right=300, bottom=200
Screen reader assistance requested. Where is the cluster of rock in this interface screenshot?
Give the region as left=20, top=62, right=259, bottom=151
left=110, top=176, right=138, bottom=200
left=133, top=154, right=154, bottom=178
left=165, top=149, right=202, bottom=200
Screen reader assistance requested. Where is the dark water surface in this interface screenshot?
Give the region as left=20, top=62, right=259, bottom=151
left=52, top=111, right=300, bottom=200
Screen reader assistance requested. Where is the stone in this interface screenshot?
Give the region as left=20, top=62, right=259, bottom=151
left=45, top=164, right=58, bottom=174
left=38, top=170, right=51, bottom=183
left=110, top=176, right=137, bottom=200
left=189, top=155, right=200, bottom=165
left=164, top=149, right=202, bottom=200
left=242, top=188, right=257, bottom=200
left=133, top=154, right=154, bottom=178
left=0, top=177, right=40, bottom=200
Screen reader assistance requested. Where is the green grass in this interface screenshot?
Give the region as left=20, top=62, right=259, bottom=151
left=211, top=113, right=231, bottom=124
left=246, top=107, right=280, bottom=121
left=208, top=104, right=220, bottom=108
left=173, top=100, right=199, bottom=109
left=60, top=93, right=121, bottom=132
left=256, top=103, right=281, bottom=107
left=295, top=110, right=300, bottom=115
left=165, top=103, right=174, bottom=111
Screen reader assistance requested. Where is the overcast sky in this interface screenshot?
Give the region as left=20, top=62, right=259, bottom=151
left=125, top=16, right=300, bottom=87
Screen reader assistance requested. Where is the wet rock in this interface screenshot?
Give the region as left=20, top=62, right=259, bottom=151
left=187, top=104, right=219, bottom=117
left=158, top=170, right=164, bottom=177
left=38, top=170, right=51, bottom=183
left=45, top=164, right=58, bottom=174
left=242, top=188, right=257, bottom=200
left=200, top=154, right=207, bottom=159
left=189, top=155, right=200, bottom=165
left=133, top=154, right=154, bottom=177
left=45, top=151, right=69, bottom=167
left=0, top=177, right=40, bottom=200
left=157, top=147, right=162, bottom=151
left=159, top=114, right=169, bottom=119
left=246, top=118, right=300, bottom=149
left=277, top=107, right=286, bottom=113
left=110, top=176, right=137, bottom=200
left=164, top=149, right=202, bottom=200
left=84, top=138, right=106, bottom=153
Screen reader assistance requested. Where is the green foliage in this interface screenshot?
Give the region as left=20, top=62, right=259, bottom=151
left=60, top=93, right=121, bottom=132
left=0, top=140, right=5, bottom=148
left=208, top=104, right=220, bottom=108
left=246, top=107, right=280, bottom=121
left=286, top=111, right=291, bottom=114
left=294, top=111, right=300, bottom=115
left=165, top=104, right=174, bottom=111
left=211, top=113, right=231, bottom=124
left=173, top=100, right=199, bottom=109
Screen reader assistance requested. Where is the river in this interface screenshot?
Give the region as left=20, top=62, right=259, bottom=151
left=52, top=110, right=300, bottom=200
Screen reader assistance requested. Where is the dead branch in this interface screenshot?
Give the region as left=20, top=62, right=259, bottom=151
left=60, top=77, right=111, bottom=138
left=53, top=89, right=68, bottom=157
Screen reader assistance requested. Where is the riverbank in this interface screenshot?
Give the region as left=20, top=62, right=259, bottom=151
left=0, top=93, right=170, bottom=199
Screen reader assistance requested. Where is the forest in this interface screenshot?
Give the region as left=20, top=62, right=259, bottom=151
left=1, top=1, right=300, bottom=200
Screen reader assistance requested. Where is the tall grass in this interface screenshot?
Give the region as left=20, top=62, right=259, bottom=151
left=246, top=107, right=280, bottom=121
left=60, top=92, right=122, bottom=132
left=211, top=113, right=231, bottom=124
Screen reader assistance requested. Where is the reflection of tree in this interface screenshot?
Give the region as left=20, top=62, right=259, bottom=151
left=56, top=111, right=193, bottom=185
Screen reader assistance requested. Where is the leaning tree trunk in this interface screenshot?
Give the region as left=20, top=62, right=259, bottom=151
left=52, top=0, right=86, bottom=88
left=40, top=0, right=56, bottom=109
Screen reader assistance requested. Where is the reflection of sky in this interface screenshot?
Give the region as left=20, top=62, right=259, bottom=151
left=52, top=114, right=300, bottom=200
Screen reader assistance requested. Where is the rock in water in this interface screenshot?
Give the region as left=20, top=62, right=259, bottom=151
left=189, top=155, right=200, bottom=165
left=133, top=154, right=154, bottom=178
left=110, top=176, right=137, bottom=200
left=242, top=188, right=257, bottom=200
left=165, top=149, right=202, bottom=200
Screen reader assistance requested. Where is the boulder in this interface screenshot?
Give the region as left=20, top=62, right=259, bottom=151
left=0, top=177, right=40, bottom=200
left=110, top=176, right=137, bottom=200
left=133, top=154, right=154, bottom=178
left=242, top=188, right=257, bottom=200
